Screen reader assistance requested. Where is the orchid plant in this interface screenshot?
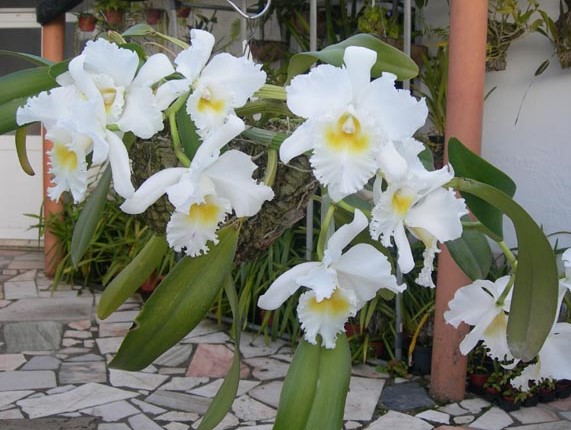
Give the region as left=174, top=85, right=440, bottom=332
left=0, top=23, right=565, bottom=429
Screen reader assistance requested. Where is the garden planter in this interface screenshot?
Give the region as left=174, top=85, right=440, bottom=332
left=469, top=373, right=489, bottom=394
left=103, top=10, right=123, bottom=26
left=522, top=395, right=539, bottom=407
left=556, top=380, right=571, bottom=399
left=483, top=386, right=500, bottom=403
left=249, top=40, right=288, bottom=63
left=538, top=388, right=556, bottom=403
left=176, top=7, right=191, bottom=18
left=411, top=345, right=432, bottom=375
left=145, top=8, right=163, bottom=25
left=78, top=14, right=97, bottom=32
left=499, top=397, right=521, bottom=412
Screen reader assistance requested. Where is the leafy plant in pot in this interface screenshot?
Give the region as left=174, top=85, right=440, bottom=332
left=467, top=344, right=492, bottom=394
left=500, top=386, right=526, bottom=412
left=94, top=0, right=129, bottom=28
left=77, top=12, right=98, bottom=32
left=536, top=0, right=571, bottom=70
left=144, top=4, right=163, bottom=25
left=538, top=378, right=557, bottom=403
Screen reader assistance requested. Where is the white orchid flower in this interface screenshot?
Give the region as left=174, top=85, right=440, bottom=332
left=120, top=116, right=274, bottom=256
left=370, top=162, right=467, bottom=286
left=444, top=276, right=513, bottom=361
left=258, top=210, right=404, bottom=349
left=511, top=322, right=571, bottom=391
left=156, top=29, right=266, bottom=139
left=279, top=46, right=427, bottom=202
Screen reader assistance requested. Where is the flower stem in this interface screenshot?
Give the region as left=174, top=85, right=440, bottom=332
left=496, top=241, right=518, bottom=306
left=166, top=93, right=191, bottom=168
left=317, top=204, right=335, bottom=261
left=263, top=149, right=278, bottom=187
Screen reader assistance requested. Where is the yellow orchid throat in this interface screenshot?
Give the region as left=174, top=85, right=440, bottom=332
left=187, top=197, right=223, bottom=226
left=325, top=113, right=370, bottom=153
left=391, top=189, right=415, bottom=216
left=307, top=288, right=351, bottom=316
left=100, top=88, right=118, bottom=113
left=197, top=88, right=225, bottom=114
left=53, top=143, right=78, bottom=172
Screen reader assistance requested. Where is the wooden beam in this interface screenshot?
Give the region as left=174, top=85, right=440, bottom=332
left=430, top=0, right=488, bottom=402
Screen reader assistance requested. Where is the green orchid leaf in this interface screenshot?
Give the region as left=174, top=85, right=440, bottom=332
left=122, top=23, right=156, bottom=37
left=71, top=167, right=112, bottom=266
left=288, top=34, right=419, bottom=82
left=445, top=219, right=492, bottom=281
left=242, top=127, right=287, bottom=151
left=0, top=67, right=57, bottom=106
left=448, top=137, right=516, bottom=241
left=48, top=59, right=70, bottom=80
left=451, top=178, right=558, bottom=361
left=110, top=225, right=239, bottom=371
left=15, top=127, right=35, bottom=176
left=198, top=276, right=242, bottom=430
left=0, top=97, right=26, bottom=134
left=235, top=100, right=293, bottom=118
left=274, top=339, right=322, bottom=430
left=0, top=50, right=53, bottom=67
left=304, top=334, right=352, bottom=430
left=97, top=235, right=169, bottom=320
left=176, top=104, right=201, bottom=159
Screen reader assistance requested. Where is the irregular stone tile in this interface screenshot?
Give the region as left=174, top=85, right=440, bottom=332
left=0, top=371, right=56, bottom=391
left=80, top=400, right=140, bottom=422
left=549, top=397, right=571, bottom=411
left=0, top=417, right=99, bottom=429
left=65, top=330, right=92, bottom=339
left=0, top=391, right=34, bottom=408
left=0, top=354, right=27, bottom=371
left=351, top=364, right=386, bottom=379
left=67, top=353, right=104, bottom=362
left=98, top=322, right=132, bottom=338
left=185, top=332, right=230, bottom=344
left=158, top=368, right=187, bottom=375
left=364, top=411, right=432, bottom=430
left=96, top=337, right=124, bottom=354
left=344, top=377, right=386, bottom=421
left=1, top=270, right=18, bottom=276
left=156, top=411, right=199, bottom=422
left=470, top=406, right=513, bottom=430
left=0, top=408, right=24, bottom=419
left=237, top=426, right=273, bottom=430
left=68, top=320, right=91, bottom=331
left=186, top=344, right=249, bottom=378
left=0, top=300, right=11, bottom=308
left=38, top=290, right=80, bottom=298
left=438, top=403, right=469, bottom=416
left=154, top=345, right=192, bottom=367
left=380, top=381, right=435, bottom=412
left=130, top=398, right=166, bottom=415
left=249, top=380, right=283, bottom=408
left=146, top=391, right=211, bottom=414
left=4, top=281, right=37, bottom=300
left=508, top=423, right=571, bottom=430
left=57, top=347, right=92, bottom=355
left=192, top=413, right=239, bottom=429
left=271, top=354, right=293, bottom=363
left=459, top=398, right=491, bottom=414
left=190, top=379, right=259, bottom=398
left=232, top=395, right=276, bottom=421
left=560, top=411, right=571, bottom=420
left=166, top=424, right=190, bottom=430
left=96, top=310, right=138, bottom=324
left=453, top=415, right=474, bottom=425
left=160, top=377, right=209, bottom=392
left=0, top=297, right=93, bottom=322
left=510, top=406, right=560, bottom=424
left=63, top=338, right=81, bottom=347
left=17, top=382, right=138, bottom=418
left=7, top=259, right=44, bottom=270
left=22, top=356, right=60, bottom=370
left=60, top=362, right=107, bottom=384
left=244, top=357, right=289, bottom=381
left=415, top=410, right=450, bottom=424
left=109, top=369, right=168, bottom=390
left=141, top=364, right=158, bottom=374
left=84, top=340, right=95, bottom=348
left=4, top=321, right=62, bottom=352
left=46, top=385, right=76, bottom=395
left=8, top=270, right=37, bottom=282
left=345, top=421, right=361, bottom=429
left=98, top=424, right=131, bottom=430
left=182, top=320, right=224, bottom=341
left=239, top=332, right=286, bottom=359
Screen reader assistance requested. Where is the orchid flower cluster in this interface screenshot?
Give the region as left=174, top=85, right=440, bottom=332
left=445, top=248, right=571, bottom=391
left=15, top=29, right=472, bottom=351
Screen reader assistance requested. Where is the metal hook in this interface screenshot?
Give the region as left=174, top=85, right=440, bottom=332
left=223, top=0, right=272, bottom=20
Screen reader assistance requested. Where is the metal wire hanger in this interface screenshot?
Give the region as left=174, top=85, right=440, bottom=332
left=222, top=0, right=272, bottom=20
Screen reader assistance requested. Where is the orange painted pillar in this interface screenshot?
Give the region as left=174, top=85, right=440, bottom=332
left=430, top=0, right=488, bottom=402
left=41, top=15, right=66, bottom=277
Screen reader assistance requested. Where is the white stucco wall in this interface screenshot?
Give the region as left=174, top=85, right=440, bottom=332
left=424, top=1, right=571, bottom=248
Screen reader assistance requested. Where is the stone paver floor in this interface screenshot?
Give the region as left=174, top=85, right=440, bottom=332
left=0, top=247, right=570, bottom=430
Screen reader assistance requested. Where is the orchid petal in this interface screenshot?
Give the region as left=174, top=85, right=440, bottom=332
left=482, top=311, right=512, bottom=361
left=297, top=265, right=338, bottom=302
left=394, top=222, right=415, bottom=273
left=155, top=79, right=191, bottom=110
left=444, top=279, right=499, bottom=328
left=116, top=86, right=164, bottom=138
left=286, top=64, right=352, bottom=119
left=343, top=46, right=376, bottom=100
left=377, top=140, right=408, bottom=183
left=83, top=39, right=138, bottom=88
left=193, top=115, right=245, bottom=164
left=459, top=307, right=500, bottom=356
left=539, top=323, right=571, bottom=380
left=334, top=243, right=404, bottom=305
left=205, top=150, right=274, bottom=217
left=175, top=29, right=215, bottom=81
left=120, top=167, right=187, bottom=214
left=279, top=121, right=314, bottom=164
left=16, top=86, right=77, bottom=128
left=131, top=53, right=174, bottom=87
left=325, top=209, right=368, bottom=263
left=105, top=131, right=134, bottom=199
left=201, top=53, right=266, bottom=107
left=257, top=262, right=321, bottom=310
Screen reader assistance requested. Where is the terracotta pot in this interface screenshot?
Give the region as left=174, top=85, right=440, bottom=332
left=499, top=396, right=521, bottom=412
left=176, top=7, right=191, bottom=18
left=78, top=15, right=97, bottom=32
left=538, top=388, right=556, bottom=403
left=103, top=10, right=123, bottom=26
left=469, top=373, right=489, bottom=394
left=140, top=271, right=163, bottom=294
left=145, top=8, right=162, bottom=25
left=522, top=395, right=539, bottom=407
